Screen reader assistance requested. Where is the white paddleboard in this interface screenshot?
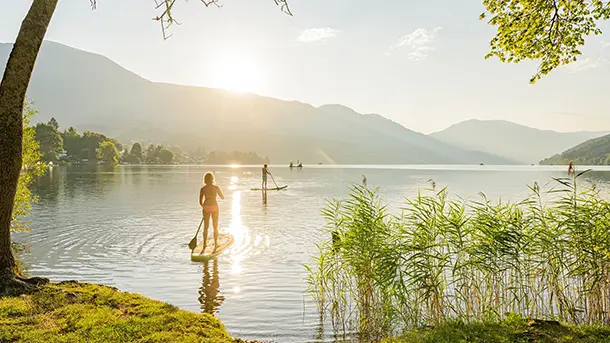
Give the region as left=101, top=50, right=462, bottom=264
left=191, top=233, right=234, bottom=262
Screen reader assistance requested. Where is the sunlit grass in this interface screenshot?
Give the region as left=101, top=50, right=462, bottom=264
left=0, top=282, right=237, bottom=343
left=306, top=172, right=610, bottom=341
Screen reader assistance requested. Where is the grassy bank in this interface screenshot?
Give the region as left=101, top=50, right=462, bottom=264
left=0, top=281, right=253, bottom=343
left=385, top=319, right=610, bottom=343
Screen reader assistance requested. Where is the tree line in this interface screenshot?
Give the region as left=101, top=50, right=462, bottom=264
left=33, top=117, right=175, bottom=165
left=33, top=117, right=269, bottom=165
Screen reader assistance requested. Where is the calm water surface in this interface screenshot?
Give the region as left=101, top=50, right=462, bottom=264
left=17, top=165, right=610, bottom=342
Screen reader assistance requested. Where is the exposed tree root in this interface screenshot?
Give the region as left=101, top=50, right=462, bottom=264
left=0, top=273, right=49, bottom=296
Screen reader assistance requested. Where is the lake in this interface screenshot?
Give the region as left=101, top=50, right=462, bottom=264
left=16, top=165, right=610, bottom=342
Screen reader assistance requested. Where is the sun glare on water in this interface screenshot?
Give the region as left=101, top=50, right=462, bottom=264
left=208, top=55, right=263, bottom=93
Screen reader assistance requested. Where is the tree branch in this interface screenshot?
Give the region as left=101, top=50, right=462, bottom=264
left=90, top=0, right=291, bottom=40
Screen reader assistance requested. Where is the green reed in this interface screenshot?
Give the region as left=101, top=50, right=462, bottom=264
left=306, top=172, right=610, bottom=340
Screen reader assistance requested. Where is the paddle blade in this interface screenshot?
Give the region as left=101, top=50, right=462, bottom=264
left=188, top=236, right=197, bottom=250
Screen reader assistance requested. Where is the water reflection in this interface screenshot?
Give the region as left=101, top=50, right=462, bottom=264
left=198, top=259, right=224, bottom=315
left=228, top=190, right=246, bottom=276
left=34, top=166, right=64, bottom=204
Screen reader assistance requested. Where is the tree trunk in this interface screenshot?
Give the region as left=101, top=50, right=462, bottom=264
left=0, top=0, right=57, bottom=295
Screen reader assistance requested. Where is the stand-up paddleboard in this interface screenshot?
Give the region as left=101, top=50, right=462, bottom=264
left=191, top=233, right=234, bottom=262
left=250, top=185, right=288, bottom=191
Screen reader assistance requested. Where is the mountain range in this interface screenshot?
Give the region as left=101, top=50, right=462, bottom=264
left=1, top=41, right=605, bottom=165
left=430, top=120, right=608, bottom=164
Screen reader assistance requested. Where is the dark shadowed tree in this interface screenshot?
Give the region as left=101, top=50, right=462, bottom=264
left=145, top=144, right=156, bottom=163
left=62, top=127, right=81, bottom=158
left=81, top=131, right=106, bottom=162
left=0, top=0, right=290, bottom=295
left=482, top=0, right=610, bottom=83
left=34, top=119, right=63, bottom=162
left=48, top=117, right=59, bottom=130
left=130, top=142, right=142, bottom=161
left=154, top=144, right=164, bottom=158
left=158, top=148, right=174, bottom=164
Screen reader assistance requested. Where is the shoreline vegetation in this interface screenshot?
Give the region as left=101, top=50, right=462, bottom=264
left=307, top=173, right=610, bottom=342
left=33, top=117, right=270, bottom=167
left=0, top=281, right=259, bottom=343
left=2, top=281, right=609, bottom=342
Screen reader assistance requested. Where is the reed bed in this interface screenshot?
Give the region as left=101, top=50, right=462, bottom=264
left=306, top=173, right=610, bottom=341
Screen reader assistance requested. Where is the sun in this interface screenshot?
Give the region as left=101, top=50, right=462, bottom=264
left=208, top=55, right=263, bottom=93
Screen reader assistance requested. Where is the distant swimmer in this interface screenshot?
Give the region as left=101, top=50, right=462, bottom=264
left=289, top=161, right=293, bottom=168
left=262, top=164, right=270, bottom=189
left=199, top=172, right=225, bottom=252
left=362, top=174, right=367, bottom=186
left=568, top=161, right=575, bottom=176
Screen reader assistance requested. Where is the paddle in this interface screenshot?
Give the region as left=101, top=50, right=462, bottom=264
left=269, top=172, right=280, bottom=189
left=188, top=217, right=204, bottom=250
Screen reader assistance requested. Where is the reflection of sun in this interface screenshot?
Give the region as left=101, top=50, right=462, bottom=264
left=208, top=55, right=263, bottom=93
left=228, top=176, right=240, bottom=190
left=228, top=191, right=246, bottom=275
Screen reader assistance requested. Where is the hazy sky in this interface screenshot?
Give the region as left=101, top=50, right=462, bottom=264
left=1, top=0, right=609, bottom=134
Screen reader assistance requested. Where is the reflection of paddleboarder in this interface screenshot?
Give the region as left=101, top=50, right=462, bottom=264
left=262, top=164, right=270, bottom=189
left=568, top=161, right=575, bottom=176
left=198, top=259, right=224, bottom=315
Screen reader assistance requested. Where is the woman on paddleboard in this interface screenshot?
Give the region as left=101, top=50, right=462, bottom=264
left=199, top=172, right=225, bottom=252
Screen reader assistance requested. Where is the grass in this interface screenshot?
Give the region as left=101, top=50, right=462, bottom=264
left=0, top=281, right=253, bottom=343
left=307, top=173, right=610, bottom=341
left=385, top=317, right=610, bottom=343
